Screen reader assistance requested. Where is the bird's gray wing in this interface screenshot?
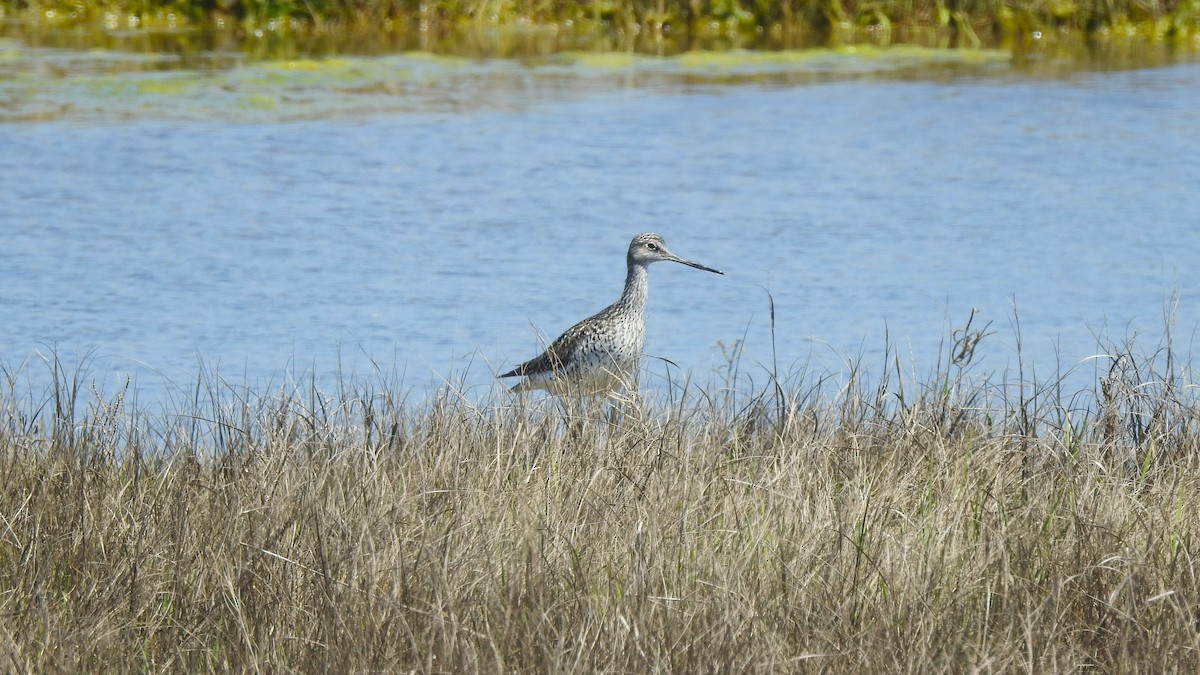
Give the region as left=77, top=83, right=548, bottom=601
left=499, top=320, right=591, bottom=378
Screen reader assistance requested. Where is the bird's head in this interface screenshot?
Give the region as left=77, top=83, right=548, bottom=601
left=627, top=233, right=723, bottom=275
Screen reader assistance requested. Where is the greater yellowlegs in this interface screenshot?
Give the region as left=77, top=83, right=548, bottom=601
left=500, top=233, right=723, bottom=396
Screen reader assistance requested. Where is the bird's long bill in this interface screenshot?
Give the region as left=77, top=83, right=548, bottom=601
left=669, top=255, right=724, bottom=275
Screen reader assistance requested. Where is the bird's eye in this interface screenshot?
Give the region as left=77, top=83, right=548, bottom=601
left=646, top=242, right=658, bottom=251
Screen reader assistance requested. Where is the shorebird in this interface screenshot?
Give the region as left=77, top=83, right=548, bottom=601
left=500, top=233, right=723, bottom=396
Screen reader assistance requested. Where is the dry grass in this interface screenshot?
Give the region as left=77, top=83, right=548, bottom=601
left=1, top=321, right=1199, bottom=672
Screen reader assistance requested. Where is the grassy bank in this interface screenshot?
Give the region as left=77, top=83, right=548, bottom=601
left=3, top=0, right=1199, bottom=55
left=1, top=321, right=1198, bottom=671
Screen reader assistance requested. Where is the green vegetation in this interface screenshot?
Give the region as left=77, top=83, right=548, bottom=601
left=2, top=0, right=1199, bottom=56
left=0, top=46, right=1025, bottom=123
left=1, top=317, right=1198, bottom=671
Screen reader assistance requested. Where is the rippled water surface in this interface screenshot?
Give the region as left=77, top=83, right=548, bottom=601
left=2, top=47, right=1199, bottom=403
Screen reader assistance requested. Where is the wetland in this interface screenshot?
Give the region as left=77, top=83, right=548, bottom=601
left=3, top=5, right=1200, bottom=672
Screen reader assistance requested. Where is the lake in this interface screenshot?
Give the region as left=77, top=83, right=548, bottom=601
left=2, top=42, right=1199, bottom=407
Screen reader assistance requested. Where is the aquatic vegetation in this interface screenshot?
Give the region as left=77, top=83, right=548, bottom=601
left=1, top=318, right=1198, bottom=671
left=0, top=45, right=1031, bottom=122
left=2, top=0, right=1199, bottom=59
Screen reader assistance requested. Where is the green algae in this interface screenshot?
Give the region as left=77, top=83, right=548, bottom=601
left=0, top=40, right=1191, bottom=123
left=550, top=51, right=643, bottom=69
left=673, top=44, right=1010, bottom=72
left=242, top=92, right=279, bottom=108
left=262, top=57, right=353, bottom=72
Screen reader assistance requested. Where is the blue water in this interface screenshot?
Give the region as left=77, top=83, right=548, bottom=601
left=3, top=57, right=1199, bottom=405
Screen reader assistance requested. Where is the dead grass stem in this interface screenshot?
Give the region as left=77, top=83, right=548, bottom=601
left=1, top=317, right=1199, bottom=672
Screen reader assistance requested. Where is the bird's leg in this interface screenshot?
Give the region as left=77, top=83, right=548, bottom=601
left=604, top=386, right=644, bottom=429
left=557, top=394, right=595, bottom=443
left=604, top=394, right=624, bottom=429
